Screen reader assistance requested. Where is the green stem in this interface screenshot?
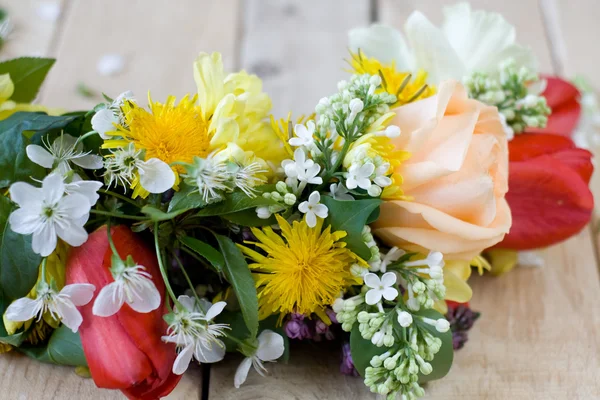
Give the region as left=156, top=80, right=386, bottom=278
left=40, top=257, right=48, bottom=284
left=173, top=253, right=201, bottom=304
left=154, top=222, right=178, bottom=303
left=74, top=130, right=99, bottom=147
left=90, top=209, right=147, bottom=221
left=315, top=138, right=352, bottom=193
left=99, top=189, right=141, bottom=208
left=105, top=219, right=120, bottom=257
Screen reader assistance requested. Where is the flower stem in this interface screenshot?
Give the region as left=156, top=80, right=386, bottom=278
left=315, top=138, right=352, bottom=192
left=173, top=253, right=201, bottom=304
left=154, top=222, right=178, bottom=304
left=74, top=130, right=99, bottom=147
left=105, top=219, right=120, bottom=258
left=40, top=257, right=48, bottom=284
left=90, top=209, right=147, bottom=221
left=98, top=189, right=141, bottom=208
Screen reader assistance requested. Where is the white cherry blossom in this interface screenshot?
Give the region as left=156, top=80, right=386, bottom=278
left=26, top=133, right=103, bottom=174
left=234, top=330, right=285, bottom=388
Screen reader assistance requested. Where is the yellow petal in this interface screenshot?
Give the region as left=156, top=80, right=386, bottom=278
left=433, top=299, right=448, bottom=314
left=485, top=248, right=518, bottom=276
left=194, top=52, right=226, bottom=119
left=444, top=269, right=473, bottom=303
left=444, top=259, right=472, bottom=281
left=0, top=73, right=14, bottom=103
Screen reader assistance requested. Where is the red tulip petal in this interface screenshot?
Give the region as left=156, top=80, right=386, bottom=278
left=122, top=371, right=183, bottom=400
left=67, top=226, right=154, bottom=389
left=548, top=148, right=594, bottom=184
left=508, top=133, right=575, bottom=162
left=498, top=157, right=593, bottom=249
left=526, top=76, right=581, bottom=137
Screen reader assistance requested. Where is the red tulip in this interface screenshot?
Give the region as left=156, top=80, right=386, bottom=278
left=526, top=76, right=581, bottom=137
left=66, top=225, right=181, bottom=400
left=498, top=134, right=593, bottom=249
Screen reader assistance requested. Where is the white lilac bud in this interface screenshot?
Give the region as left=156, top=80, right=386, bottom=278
left=349, top=98, right=364, bottom=114
left=369, top=74, right=382, bottom=87
left=384, top=125, right=401, bottom=138
left=397, top=310, right=413, bottom=327
left=283, top=193, right=296, bottom=205
left=276, top=181, right=288, bottom=193
left=435, top=318, right=450, bottom=333
left=256, top=206, right=272, bottom=219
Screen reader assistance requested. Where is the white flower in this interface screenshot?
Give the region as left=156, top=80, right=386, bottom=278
left=104, top=143, right=175, bottom=194
left=372, top=247, right=406, bottom=273
left=298, top=191, right=328, bottom=228
left=364, top=272, right=398, bottom=305
left=26, top=133, right=103, bottom=174
left=421, top=316, right=450, bottom=333
left=185, top=154, right=230, bottom=202
left=397, top=310, right=413, bottom=328
left=9, top=173, right=91, bottom=256
left=289, top=121, right=316, bottom=148
left=91, top=91, right=135, bottom=139
left=64, top=174, right=103, bottom=207
left=256, top=206, right=273, bottom=220
left=345, top=162, right=374, bottom=190
left=349, top=3, right=536, bottom=84
left=330, top=182, right=354, bottom=201
left=92, top=257, right=161, bottom=317
left=281, top=148, right=323, bottom=184
left=230, top=162, right=267, bottom=198
left=5, top=282, right=95, bottom=333
left=234, top=330, right=285, bottom=388
left=404, top=251, right=444, bottom=281
left=162, top=295, right=229, bottom=375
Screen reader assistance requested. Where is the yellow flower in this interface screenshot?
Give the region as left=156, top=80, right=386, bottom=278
left=239, top=215, right=360, bottom=323
left=343, top=132, right=411, bottom=199
left=269, top=113, right=316, bottom=159
left=485, top=249, right=518, bottom=276
left=348, top=49, right=435, bottom=107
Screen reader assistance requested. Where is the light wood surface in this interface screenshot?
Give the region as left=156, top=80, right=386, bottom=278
left=1, top=1, right=599, bottom=399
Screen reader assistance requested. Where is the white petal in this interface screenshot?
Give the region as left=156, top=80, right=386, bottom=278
left=42, top=173, right=65, bottom=204
left=32, top=223, right=57, bottom=257
left=26, top=145, right=54, bottom=168
left=204, top=301, right=227, bottom=321
left=66, top=180, right=103, bottom=206
left=357, top=177, right=372, bottom=190
left=9, top=182, right=42, bottom=208
left=359, top=163, right=375, bottom=177
left=381, top=272, right=397, bottom=287
left=138, top=158, right=176, bottom=193
left=91, top=108, right=119, bottom=139
left=293, top=148, right=305, bottom=165
left=363, top=273, right=381, bottom=288
left=72, top=153, right=103, bottom=170
left=54, top=299, right=83, bottom=332
left=365, top=289, right=382, bottom=305
left=92, top=282, right=124, bottom=317
left=8, top=208, right=43, bottom=235
left=55, top=221, right=88, bottom=247
left=5, top=297, right=41, bottom=322
left=312, top=204, right=328, bottom=219
left=57, top=193, right=91, bottom=219
left=382, top=287, right=399, bottom=301
left=234, top=357, right=253, bottom=388
left=172, top=343, right=195, bottom=375
left=127, top=278, right=161, bottom=313
left=305, top=211, right=316, bottom=228
left=256, top=330, right=285, bottom=361
left=308, top=191, right=320, bottom=205
left=61, top=283, right=95, bottom=306
left=348, top=23, right=413, bottom=69
left=298, top=201, right=309, bottom=214
left=177, top=295, right=196, bottom=312
left=288, top=137, right=306, bottom=147
left=404, top=11, right=465, bottom=83
left=195, top=341, right=226, bottom=363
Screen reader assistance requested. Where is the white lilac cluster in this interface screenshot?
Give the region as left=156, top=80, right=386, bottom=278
left=334, top=247, right=450, bottom=400
left=464, top=59, right=551, bottom=138
left=182, top=154, right=267, bottom=203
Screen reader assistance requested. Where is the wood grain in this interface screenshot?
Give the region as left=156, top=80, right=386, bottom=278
left=38, top=0, right=241, bottom=110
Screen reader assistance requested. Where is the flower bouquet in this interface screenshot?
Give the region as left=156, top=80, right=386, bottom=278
left=0, top=2, right=594, bottom=399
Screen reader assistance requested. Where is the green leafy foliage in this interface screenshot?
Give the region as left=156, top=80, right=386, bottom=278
left=179, top=236, right=224, bottom=272
left=213, top=234, right=259, bottom=338
left=196, top=190, right=279, bottom=217
left=0, top=112, right=77, bottom=188
left=415, top=309, right=454, bottom=382
left=349, top=323, right=388, bottom=377
left=168, top=183, right=207, bottom=213
left=0, top=196, right=41, bottom=299
left=141, top=205, right=187, bottom=221
left=0, top=57, right=55, bottom=102
left=321, top=196, right=381, bottom=259
left=20, top=325, right=87, bottom=366
left=221, top=208, right=276, bottom=227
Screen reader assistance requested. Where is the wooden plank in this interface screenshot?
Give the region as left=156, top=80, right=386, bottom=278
left=38, top=0, right=240, bottom=110
left=239, top=0, right=371, bottom=117
left=0, top=0, right=66, bottom=60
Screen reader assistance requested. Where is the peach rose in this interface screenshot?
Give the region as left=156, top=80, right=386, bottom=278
left=372, top=80, right=511, bottom=260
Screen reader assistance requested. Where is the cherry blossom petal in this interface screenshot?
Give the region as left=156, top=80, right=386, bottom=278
left=72, top=153, right=104, bottom=170
left=91, top=108, right=119, bottom=139
left=32, top=223, right=57, bottom=257
left=172, top=343, right=195, bottom=375
left=54, top=299, right=83, bottom=332
left=127, top=278, right=161, bottom=313
left=234, top=357, right=252, bottom=388
left=92, top=282, right=125, bottom=317
left=138, top=158, right=176, bottom=193
left=61, top=283, right=95, bottom=306
left=26, top=144, right=54, bottom=168
left=42, top=173, right=65, bottom=204
left=5, top=297, right=40, bottom=322
left=204, top=301, right=227, bottom=321
left=256, top=330, right=285, bottom=361
left=195, top=341, right=226, bottom=363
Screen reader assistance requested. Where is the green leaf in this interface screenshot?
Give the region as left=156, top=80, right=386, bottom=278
left=321, top=196, right=381, bottom=260
left=141, top=205, right=187, bottom=221
left=212, top=234, right=259, bottom=338
left=366, top=206, right=380, bottom=224
left=196, top=189, right=279, bottom=217
left=0, top=58, right=55, bottom=102
left=179, top=236, right=224, bottom=272
left=20, top=325, right=87, bottom=366
left=415, top=309, right=454, bottom=382
left=349, top=323, right=387, bottom=377
left=0, top=196, right=41, bottom=299
left=0, top=112, right=77, bottom=188
left=221, top=208, right=276, bottom=227
left=168, top=183, right=207, bottom=213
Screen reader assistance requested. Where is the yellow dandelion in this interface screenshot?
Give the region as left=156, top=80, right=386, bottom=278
left=239, top=215, right=360, bottom=323
left=348, top=49, right=435, bottom=107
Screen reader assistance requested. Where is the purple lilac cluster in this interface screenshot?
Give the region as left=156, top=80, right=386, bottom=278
left=446, top=304, right=481, bottom=350
left=283, top=310, right=337, bottom=341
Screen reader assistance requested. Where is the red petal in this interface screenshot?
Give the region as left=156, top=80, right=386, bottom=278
left=548, top=148, right=594, bottom=184
left=498, top=157, right=593, bottom=249
left=526, top=76, right=581, bottom=137
left=508, top=133, right=575, bottom=162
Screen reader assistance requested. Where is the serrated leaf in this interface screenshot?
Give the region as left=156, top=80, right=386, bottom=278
left=213, top=234, right=259, bottom=338
left=0, top=196, right=41, bottom=299
left=321, top=196, right=381, bottom=259
left=179, top=236, right=224, bottom=272
left=0, top=57, right=55, bottom=102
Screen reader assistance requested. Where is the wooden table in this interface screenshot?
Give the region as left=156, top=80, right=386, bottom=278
left=1, top=1, right=599, bottom=399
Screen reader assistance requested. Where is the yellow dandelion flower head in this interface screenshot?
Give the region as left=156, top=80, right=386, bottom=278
left=348, top=49, right=436, bottom=107
left=239, top=215, right=359, bottom=322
